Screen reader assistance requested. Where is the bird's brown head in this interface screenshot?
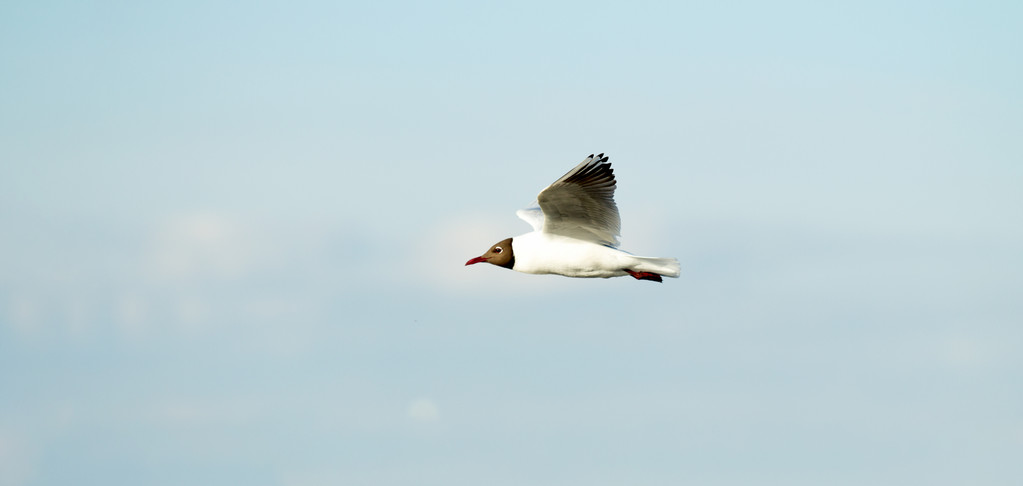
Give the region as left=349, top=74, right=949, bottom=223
left=465, top=237, right=515, bottom=269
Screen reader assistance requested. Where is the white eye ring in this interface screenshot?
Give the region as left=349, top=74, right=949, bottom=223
left=494, top=247, right=502, bottom=253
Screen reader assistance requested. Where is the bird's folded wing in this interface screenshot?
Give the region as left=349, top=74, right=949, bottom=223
left=535, top=154, right=621, bottom=247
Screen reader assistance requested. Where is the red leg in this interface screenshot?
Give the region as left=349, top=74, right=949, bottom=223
left=625, top=269, right=663, bottom=282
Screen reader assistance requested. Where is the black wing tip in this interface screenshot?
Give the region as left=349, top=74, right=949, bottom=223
left=584, top=153, right=611, bottom=168
left=552, top=152, right=617, bottom=188
left=566, top=153, right=616, bottom=188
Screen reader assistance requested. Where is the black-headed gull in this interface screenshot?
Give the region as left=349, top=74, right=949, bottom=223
left=465, top=154, right=680, bottom=282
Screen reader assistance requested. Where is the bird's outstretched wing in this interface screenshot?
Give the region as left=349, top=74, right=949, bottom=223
left=524, top=153, right=621, bottom=247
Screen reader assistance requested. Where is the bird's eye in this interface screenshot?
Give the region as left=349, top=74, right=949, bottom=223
left=493, top=247, right=502, bottom=253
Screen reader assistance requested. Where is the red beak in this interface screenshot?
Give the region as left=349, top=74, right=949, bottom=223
left=465, top=256, right=489, bottom=266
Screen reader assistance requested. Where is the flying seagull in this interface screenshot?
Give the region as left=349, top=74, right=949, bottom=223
left=465, top=154, right=680, bottom=282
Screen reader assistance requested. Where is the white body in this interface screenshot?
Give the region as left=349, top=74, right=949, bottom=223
left=511, top=231, right=681, bottom=278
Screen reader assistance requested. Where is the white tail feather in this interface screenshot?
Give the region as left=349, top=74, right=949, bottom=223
left=631, top=256, right=681, bottom=278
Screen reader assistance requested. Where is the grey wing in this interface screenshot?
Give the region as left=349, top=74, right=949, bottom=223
left=536, top=153, right=621, bottom=247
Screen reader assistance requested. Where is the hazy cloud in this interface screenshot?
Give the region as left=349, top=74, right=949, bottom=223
left=147, top=212, right=257, bottom=282
left=406, top=398, right=440, bottom=423
left=0, top=432, right=34, bottom=486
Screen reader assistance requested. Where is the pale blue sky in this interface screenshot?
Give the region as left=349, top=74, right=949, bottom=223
left=2, top=1, right=1022, bottom=485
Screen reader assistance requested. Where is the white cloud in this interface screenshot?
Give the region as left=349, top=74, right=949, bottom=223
left=147, top=212, right=259, bottom=282
left=406, top=398, right=440, bottom=423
